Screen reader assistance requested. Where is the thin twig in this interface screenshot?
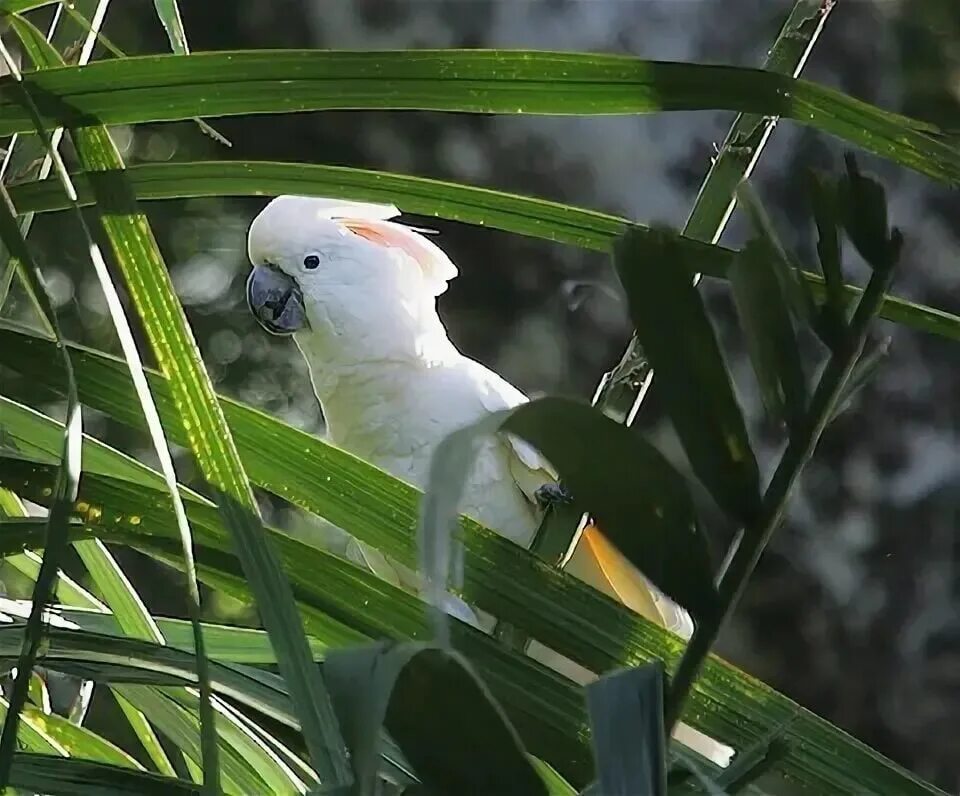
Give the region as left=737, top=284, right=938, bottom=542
left=665, top=256, right=899, bottom=728
left=591, top=0, right=835, bottom=423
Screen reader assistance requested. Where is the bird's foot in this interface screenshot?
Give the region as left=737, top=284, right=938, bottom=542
left=534, top=482, right=574, bottom=512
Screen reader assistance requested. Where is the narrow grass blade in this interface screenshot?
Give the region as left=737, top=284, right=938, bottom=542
left=12, top=27, right=350, bottom=780
left=0, top=684, right=142, bottom=771
left=0, top=0, right=107, bottom=325
left=614, top=228, right=761, bottom=524
left=113, top=691, right=178, bottom=777
left=0, top=104, right=81, bottom=789
left=116, top=686, right=276, bottom=795
left=5, top=17, right=224, bottom=790
left=57, top=610, right=328, bottom=665
left=729, top=239, right=807, bottom=430
left=68, top=541, right=184, bottom=776
left=531, top=758, right=577, bottom=796
left=683, top=0, right=834, bottom=244
left=0, top=1, right=62, bottom=12
left=151, top=0, right=188, bottom=54
left=161, top=686, right=313, bottom=794
left=0, top=51, right=958, bottom=184
left=6, top=548, right=106, bottom=609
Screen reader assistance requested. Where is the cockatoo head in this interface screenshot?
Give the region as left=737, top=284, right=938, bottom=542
left=245, top=195, right=458, bottom=341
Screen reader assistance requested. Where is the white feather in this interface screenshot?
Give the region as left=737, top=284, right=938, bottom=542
left=248, top=195, right=734, bottom=768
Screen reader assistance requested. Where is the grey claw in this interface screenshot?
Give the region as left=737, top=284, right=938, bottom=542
left=534, top=482, right=573, bottom=511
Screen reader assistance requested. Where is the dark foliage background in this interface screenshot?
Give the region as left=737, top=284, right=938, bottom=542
left=3, top=1, right=957, bottom=790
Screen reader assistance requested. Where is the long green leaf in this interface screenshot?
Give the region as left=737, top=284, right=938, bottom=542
left=55, top=609, right=328, bottom=664
left=160, top=687, right=312, bottom=794
left=0, top=569, right=584, bottom=785
left=0, top=1, right=59, bottom=12
left=8, top=753, right=200, bottom=795
left=152, top=0, right=188, bottom=55
left=9, top=161, right=958, bottom=342
left=8, top=15, right=350, bottom=785
left=6, top=18, right=225, bottom=790
left=0, top=403, right=944, bottom=794
left=115, top=686, right=273, bottom=795
left=0, top=51, right=958, bottom=184
left=0, top=0, right=106, bottom=320
left=0, top=82, right=82, bottom=783
left=0, top=339, right=944, bottom=793
left=7, top=699, right=144, bottom=770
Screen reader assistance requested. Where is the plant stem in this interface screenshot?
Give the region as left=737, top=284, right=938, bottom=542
left=665, top=261, right=897, bottom=729
left=593, top=0, right=834, bottom=422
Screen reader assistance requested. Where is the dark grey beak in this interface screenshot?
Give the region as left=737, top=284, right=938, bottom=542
left=246, top=264, right=307, bottom=336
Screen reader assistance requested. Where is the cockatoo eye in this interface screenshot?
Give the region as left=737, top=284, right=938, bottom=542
left=303, top=254, right=321, bottom=270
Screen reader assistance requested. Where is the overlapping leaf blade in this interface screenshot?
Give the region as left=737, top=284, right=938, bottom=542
left=6, top=14, right=350, bottom=785
left=0, top=359, right=944, bottom=794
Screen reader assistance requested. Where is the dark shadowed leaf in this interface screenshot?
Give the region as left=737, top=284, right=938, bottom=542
left=0, top=181, right=82, bottom=783
left=614, top=228, right=761, bottom=524
left=585, top=661, right=666, bottom=796
left=735, top=182, right=816, bottom=328
left=807, top=170, right=848, bottom=327
left=325, top=642, right=546, bottom=795
left=9, top=753, right=199, bottom=795
left=838, top=154, right=896, bottom=271
left=501, top=397, right=717, bottom=622
left=729, top=239, right=807, bottom=431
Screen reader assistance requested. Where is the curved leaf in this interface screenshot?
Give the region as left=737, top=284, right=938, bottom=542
left=9, top=162, right=958, bottom=342
left=585, top=662, right=666, bottom=796
left=0, top=51, right=957, bottom=184
left=325, top=642, right=545, bottom=795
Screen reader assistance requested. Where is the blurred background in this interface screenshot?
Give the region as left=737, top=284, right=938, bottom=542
left=2, top=1, right=958, bottom=790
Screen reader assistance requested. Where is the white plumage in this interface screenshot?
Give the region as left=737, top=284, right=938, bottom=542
left=246, top=195, right=733, bottom=767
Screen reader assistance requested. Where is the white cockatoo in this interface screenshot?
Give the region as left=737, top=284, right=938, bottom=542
left=245, top=195, right=733, bottom=767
